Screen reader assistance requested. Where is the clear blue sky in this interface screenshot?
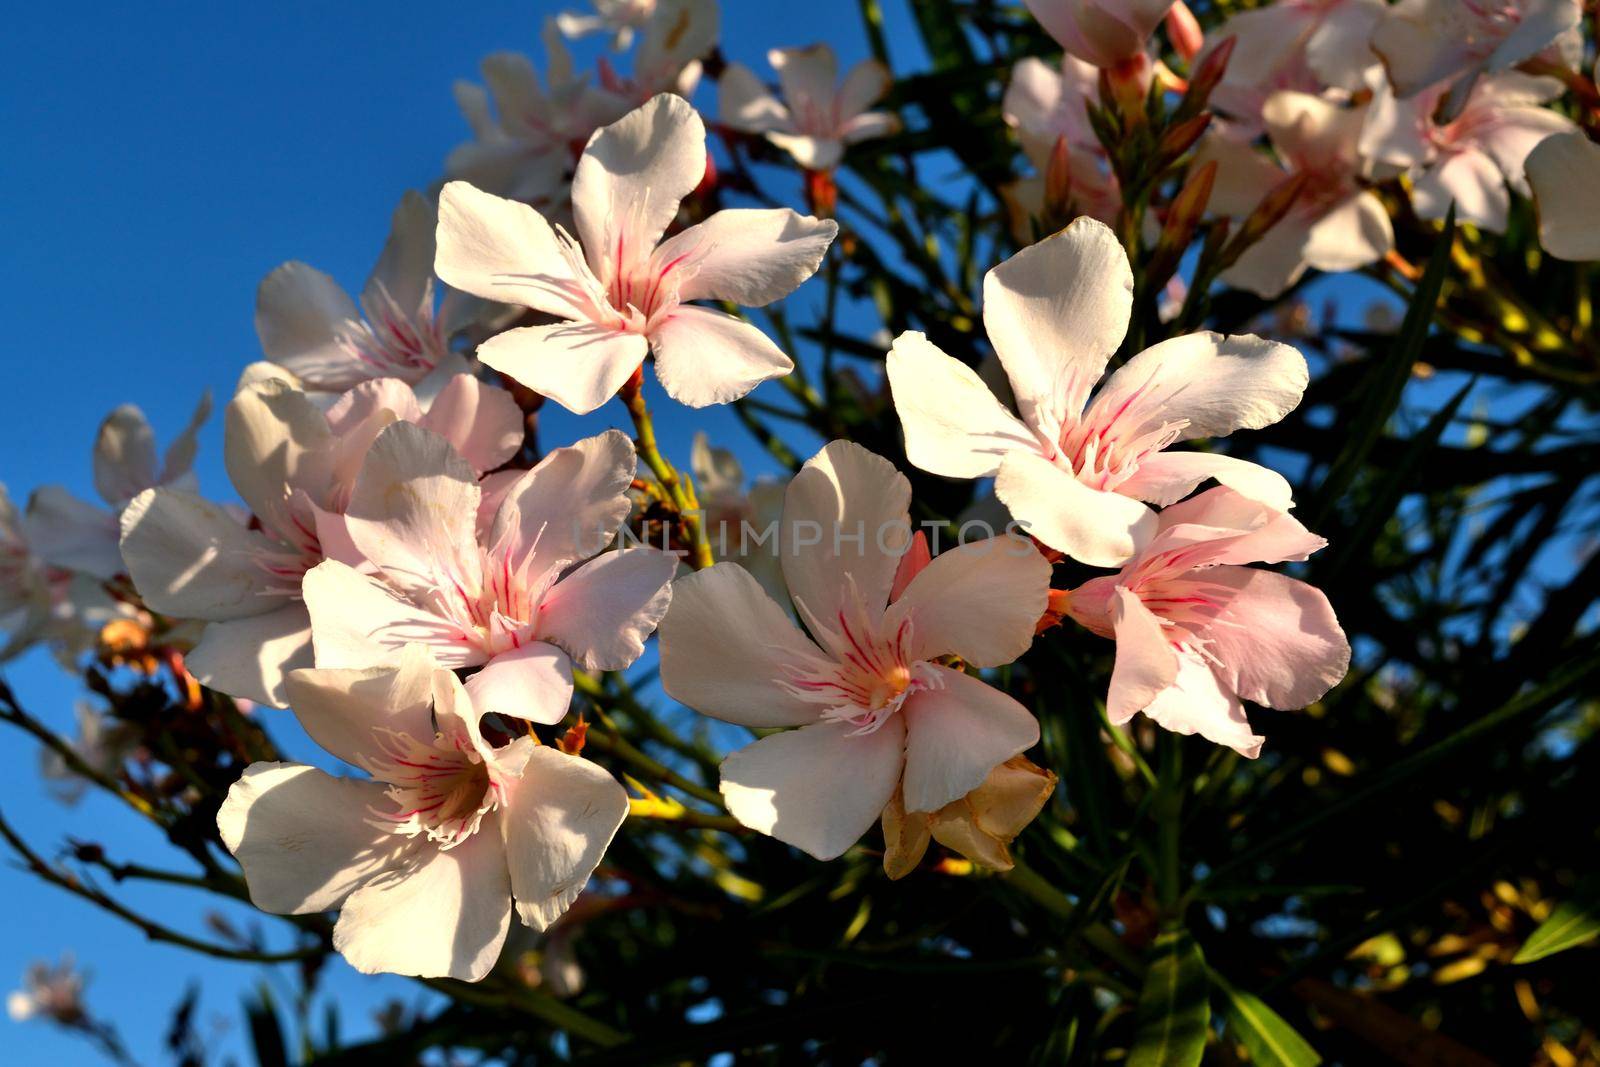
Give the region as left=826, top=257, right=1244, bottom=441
left=0, top=3, right=921, bottom=1062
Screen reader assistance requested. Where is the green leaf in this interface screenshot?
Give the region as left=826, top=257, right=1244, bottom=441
left=1514, top=881, right=1600, bottom=963
left=1211, top=970, right=1322, bottom=1066
left=1129, top=930, right=1210, bottom=1067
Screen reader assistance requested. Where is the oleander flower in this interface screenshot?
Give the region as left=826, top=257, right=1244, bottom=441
left=1064, top=486, right=1349, bottom=757
left=23, top=395, right=210, bottom=581
left=999, top=56, right=1121, bottom=236
left=1023, top=0, right=1176, bottom=70
left=1197, top=91, right=1394, bottom=298
left=1360, top=71, right=1574, bottom=233
left=256, top=191, right=478, bottom=396
left=1525, top=129, right=1600, bottom=262
left=720, top=43, right=900, bottom=171
left=659, top=440, right=1050, bottom=860
left=436, top=94, right=837, bottom=413
left=1198, top=0, right=1384, bottom=127
left=556, top=0, right=658, bottom=51
left=119, top=374, right=521, bottom=706
left=302, top=422, right=676, bottom=725
left=1372, top=0, right=1581, bottom=104
left=218, top=646, right=628, bottom=981
left=881, top=755, right=1058, bottom=878
left=887, top=217, right=1307, bottom=568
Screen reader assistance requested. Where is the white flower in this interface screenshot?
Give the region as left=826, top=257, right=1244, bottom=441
left=659, top=440, right=1050, bottom=860
left=887, top=217, right=1307, bottom=568
left=1197, top=91, right=1394, bottom=298
left=720, top=43, right=900, bottom=170
left=435, top=94, right=837, bottom=412
left=256, top=191, right=477, bottom=395
left=556, top=0, right=660, bottom=51
left=1361, top=71, right=1575, bottom=233
left=23, top=394, right=210, bottom=581
left=1373, top=0, right=1581, bottom=103
left=301, top=422, right=676, bottom=724
left=1023, top=0, right=1175, bottom=70
left=119, top=373, right=522, bottom=706
left=218, top=646, right=628, bottom=981
left=1525, top=129, right=1600, bottom=261
left=999, top=55, right=1122, bottom=235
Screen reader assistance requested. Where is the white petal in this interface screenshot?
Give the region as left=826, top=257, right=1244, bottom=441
left=224, top=379, right=336, bottom=536
left=283, top=646, right=438, bottom=766
left=719, top=61, right=789, bottom=133
left=839, top=111, right=901, bottom=145
left=720, top=716, right=906, bottom=860
left=1142, top=650, right=1262, bottom=758
left=434, top=180, right=598, bottom=320
left=837, top=58, right=893, bottom=119
left=23, top=487, right=123, bottom=579
left=1219, top=212, right=1315, bottom=299
left=1085, top=331, right=1308, bottom=442
left=1526, top=132, right=1600, bottom=261
left=1106, top=588, right=1178, bottom=724
left=1196, top=567, right=1350, bottom=711
left=465, top=641, right=574, bottom=725
left=994, top=451, right=1156, bottom=568
left=769, top=44, right=838, bottom=119
left=781, top=441, right=911, bottom=622
left=1114, top=450, right=1295, bottom=511
left=490, top=428, right=636, bottom=577
left=654, top=209, right=836, bottom=307
left=572, top=93, right=707, bottom=277
left=159, top=391, right=214, bottom=486
left=333, top=818, right=511, bottom=981
left=417, top=375, right=525, bottom=473
left=886, top=535, right=1050, bottom=668
left=900, top=666, right=1038, bottom=813
left=476, top=320, right=648, bottom=416
left=650, top=306, right=793, bottom=408
left=254, top=262, right=367, bottom=390
left=1413, top=150, right=1509, bottom=231
left=92, top=405, right=158, bottom=505
left=983, top=217, right=1133, bottom=438
left=344, top=422, right=481, bottom=603
left=659, top=562, right=830, bottom=728
left=217, top=762, right=397, bottom=914
left=499, top=747, right=629, bottom=930
left=539, top=548, right=676, bottom=672
left=187, top=605, right=314, bottom=708
left=118, top=489, right=279, bottom=621
left=1302, top=191, right=1393, bottom=273
left=765, top=132, right=844, bottom=171
left=886, top=331, right=1041, bottom=480
left=364, top=190, right=437, bottom=316
left=302, top=559, right=479, bottom=670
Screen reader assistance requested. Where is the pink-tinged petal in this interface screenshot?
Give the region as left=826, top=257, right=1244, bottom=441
left=1107, top=587, right=1178, bottom=723
left=332, top=814, right=511, bottom=981
left=539, top=547, right=676, bottom=672
left=781, top=441, right=912, bottom=623
left=1025, top=0, right=1170, bottom=67
left=417, top=375, right=524, bottom=473
left=1193, top=132, right=1289, bottom=217
left=839, top=111, right=901, bottom=145
left=995, top=451, right=1157, bottom=568
left=765, top=132, right=844, bottom=171
left=1475, top=94, right=1574, bottom=195
left=1485, top=0, right=1582, bottom=76
left=1526, top=132, right=1600, bottom=261
left=718, top=61, right=790, bottom=134
left=283, top=646, right=437, bottom=766
left=465, top=641, right=574, bottom=725
left=311, top=502, right=365, bottom=570
left=187, top=605, right=313, bottom=708
left=1149, top=486, right=1326, bottom=567
left=490, top=429, right=636, bottom=577
left=158, top=391, right=213, bottom=487
left=572, top=93, right=707, bottom=281
left=886, top=535, right=1050, bottom=668
left=325, top=378, right=423, bottom=436
left=499, top=747, right=629, bottom=931
left=23, top=487, right=122, bottom=579
left=92, top=405, right=158, bottom=505
left=769, top=44, right=839, bottom=118
left=720, top=716, right=907, bottom=860
left=1302, top=191, right=1393, bottom=273
left=217, top=762, right=398, bottom=914
left=983, top=217, right=1133, bottom=439
left=1262, top=91, right=1364, bottom=170
left=654, top=209, right=837, bottom=307
left=888, top=530, right=932, bottom=604
left=1115, top=450, right=1295, bottom=511
left=344, top=422, right=481, bottom=602
left=632, top=0, right=719, bottom=95
left=434, top=181, right=598, bottom=320
left=650, top=305, right=794, bottom=408
left=659, top=562, right=831, bottom=728
left=475, top=469, right=524, bottom=542
left=900, top=665, right=1039, bottom=813
left=255, top=261, right=367, bottom=390
left=887, top=331, right=1042, bottom=480
left=837, top=58, right=893, bottom=119
left=1413, top=150, right=1510, bottom=231
left=1303, top=0, right=1385, bottom=91
left=1220, top=212, right=1316, bottom=299
left=225, top=380, right=337, bottom=540
left=476, top=320, right=648, bottom=416
left=1142, top=649, right=1262, bottom=758
left=1086, top=331, right=1308, bottom=443
left=302, top=559, right=481, bottom=670
left=363, top=190, right=436, bottom=317
left=118, top=489, right=280, bottom=622
left=1195, top=566, right=1349, bottom=710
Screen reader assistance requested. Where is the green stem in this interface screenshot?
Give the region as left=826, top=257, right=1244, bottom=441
left=619, top=372, right=714, bottom=570
left=1005, top=859, right=1145, bottom=976
left=1154, top=733, right=1184, bottom=921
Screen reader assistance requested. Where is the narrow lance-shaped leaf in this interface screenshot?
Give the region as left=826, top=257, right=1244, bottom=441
left=1129, top=930, right=1210, bottom=1067
left=1211, top=969, right=1322, bottom=1066
left=1514, top=879, right=1600, bottom=964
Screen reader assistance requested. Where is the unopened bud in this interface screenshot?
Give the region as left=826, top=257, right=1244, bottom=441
left=1165, top=2, right=1204, bottom=62
left=1176, top=36, right=1235, bottom=122
left=1104, top=53, right=1154, bottom=127
left=1154, top=112, right=1212, bottom=171
left=1150, top=160, right=1217, bottom=282
left=558, top=718, right=588, bottom=755
left=1221, top=171, right=1308, bottom=269
left=805, top=168, right=837, bottom=218
left=1044, top=135, right=1074, bottom=219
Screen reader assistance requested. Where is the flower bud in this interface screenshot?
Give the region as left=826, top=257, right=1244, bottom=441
left=1175, top=35, right=1235, bottom=122
left=1153, top=112, right=1212, bottom=171
left=1044, top=135, right=1075, bottom=220
left=1164, top=1, right=1204, bottom=62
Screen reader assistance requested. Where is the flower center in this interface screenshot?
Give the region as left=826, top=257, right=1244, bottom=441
left=362, top=726, right=500, bottom=849
left=348, top=279, right=449, bottom=380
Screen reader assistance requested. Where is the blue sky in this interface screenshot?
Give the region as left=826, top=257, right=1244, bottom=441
left=0, top=3, right=923, bottom=1062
